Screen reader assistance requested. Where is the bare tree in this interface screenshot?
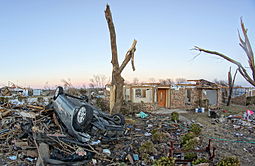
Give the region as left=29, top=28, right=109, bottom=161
left=89, top=74, right=108, bottom=88
left=166, top=78, right=174, bottom=85
left=159, top=78, right=173, bottom=85
left=105, top=5, right=137, bottom=114
left=61, top=78, right=72, bottom=89
left=227, top=67, right=238, bottom=106
left=194, top=19, right=255, bottom=87
left=61, top=79, right=80, bottom=95
left=148, top=77, right=156, bottom=83
left=175, top=78, right=187, bottom=84
left=213, top=79, right=227, bottom=86
left=44, top=81, right=50, bottom=90
left=159, top=79, right=167, bottom=85
left=133, top=77, right=139, bottom=84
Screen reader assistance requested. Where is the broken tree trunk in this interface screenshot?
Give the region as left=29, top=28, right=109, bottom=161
left=105, top=5, right=137, bottom=114
left=194, top=18, right=255, bottom=87
left=227, top=67, right=238, bottom=106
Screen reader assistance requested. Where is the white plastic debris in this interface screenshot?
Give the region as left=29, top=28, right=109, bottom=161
left=18, top=111, right=36, bottom=119
left=90, top=140, right=101, bottom=145
left=144, top=132, right=152, bottom=136
left=8, top=155, right=17, bottom=160
left=103, top=149, right=111, bottom=156
left=92, top=159, right=97, bottom=165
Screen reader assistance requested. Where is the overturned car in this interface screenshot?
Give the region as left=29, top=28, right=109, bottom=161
left=51, top=86, right=125, bottom=142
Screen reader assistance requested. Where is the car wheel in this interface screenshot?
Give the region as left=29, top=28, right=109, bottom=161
left=53, top=86, right=64, bottom=100
left=73, top=105, right=93, bottom=132
left=111, top=114, right=125, bottom=125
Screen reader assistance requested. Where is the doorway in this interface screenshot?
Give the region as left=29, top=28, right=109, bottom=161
left=158, top=89, right=167, bottom=107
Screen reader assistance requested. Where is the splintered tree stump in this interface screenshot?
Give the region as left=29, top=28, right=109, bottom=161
left=105, top=5, right=137, bottom=114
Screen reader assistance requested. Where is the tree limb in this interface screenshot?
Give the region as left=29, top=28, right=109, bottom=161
left=239, top=18, right=255, bottom=81
left=119, top=40, right=137, bottom=73
left=193, top=46, right=255, bottom=86
left=105, top=4, right=119, bottom=70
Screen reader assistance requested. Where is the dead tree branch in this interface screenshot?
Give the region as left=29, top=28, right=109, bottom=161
left=119, top=40, right=137, bottom=73
left=193, top=19, right=255, bottom=87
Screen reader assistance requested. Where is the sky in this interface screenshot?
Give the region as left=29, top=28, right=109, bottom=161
left=0, top=0, right=255, bottom=88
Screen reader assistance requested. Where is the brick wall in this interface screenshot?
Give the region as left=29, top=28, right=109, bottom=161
left=169, top=88, right=221, bottom=109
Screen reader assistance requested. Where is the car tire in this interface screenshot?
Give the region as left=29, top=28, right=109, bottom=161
left=73, top=105, right=94, bottom=132
left=111, top=114, right=125, bottom=125
left=53, top=86, right=64, bottom=100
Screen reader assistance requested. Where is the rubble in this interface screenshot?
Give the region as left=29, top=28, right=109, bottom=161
left=1, top=86, right=254, bottom=165
left=0, top=95, right=219, bottom=165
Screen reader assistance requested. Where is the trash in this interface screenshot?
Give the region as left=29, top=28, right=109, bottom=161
left=209, top=110, right=219, bottom=118
left=144, top=132, right=152, bottom=136
left=195, top=107, right=205, bottom=113
left=233, top=125, right=241, bottom=129
left=90, top=140, right=101, bottom=145
left=14, top=141, right=28, bottom=148
left=8, top=155, right=17, bottom=160
left=103, top=149, right=111, bottom=156
left=136, top=111, right=149, bottom=118
left=149, top=156, right=155, bottom=160
left=234, top=132, right=243, bottom=137
left=26, top=150, right=38, bottom=158
left=126, top=154, right=134, bottom=164
left=92, top=159, right=97, bottom=165
left=133, top=154, right=139, bottom=161
left=76, top=147, right=87, bottom=156
left=18, top=111, right=36, bottom=119
left=0, top=128, right=10, bottom=135
left=244, top=110, right=255, bottom=121
left=26, top=157, right=35, bottom=162
left=218, top=115, right=225, bottom=123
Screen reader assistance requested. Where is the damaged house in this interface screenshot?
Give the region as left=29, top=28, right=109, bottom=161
left=123, top=79, right=221, bottom=110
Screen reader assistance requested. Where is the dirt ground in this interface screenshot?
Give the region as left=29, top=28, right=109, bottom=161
left=180, top=105, right=255, bottom=166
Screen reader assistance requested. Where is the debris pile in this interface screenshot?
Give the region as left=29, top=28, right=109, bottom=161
left=0, top=100, right=216, bottom=165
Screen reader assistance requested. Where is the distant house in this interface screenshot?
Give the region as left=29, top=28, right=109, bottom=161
left=0, top=86, right=29, bottom=96
left=32, top=89, right=42, bottom=96
left=122, top=79, right=222, bottom=110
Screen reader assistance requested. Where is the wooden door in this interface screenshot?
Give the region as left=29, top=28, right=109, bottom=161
left=158, top=89, right=166, bottom=107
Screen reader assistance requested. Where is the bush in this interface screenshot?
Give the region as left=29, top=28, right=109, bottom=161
left=171, top=112, right=179, bottom=122
left=181, top=132, right=196, bottom=145
left=184, top=152, right=197, bottom=160
left=139, top=141, right=156, bottom=154
left=0, top=97, right=9, bottom=104
left=190, top=124, right=202, bottom=136
left=192, top=158, right=210, bottom=165
left=153, top=157, right=175, bottom=166
left=152, top=130, right=168, bottom=143
left=183, top=138, right=198, bottom=150
left=216, top=156, right=240, bottom=166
